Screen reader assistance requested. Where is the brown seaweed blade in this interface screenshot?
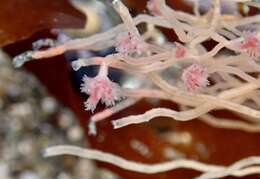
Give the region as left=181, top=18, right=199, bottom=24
left=0, top=0, right=86, bottom=47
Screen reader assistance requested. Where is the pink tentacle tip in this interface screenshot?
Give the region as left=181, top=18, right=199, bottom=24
left=175, top=42, right=186, bottom=59
left=147, top=0, right=161, bottom=16
left=80, top=74, right=124, bottom=112
left=116, top=32, right=148, bottom=56
left=240, top=31, right=260, bottom=60
left=182, top=63, right=210, bottom=92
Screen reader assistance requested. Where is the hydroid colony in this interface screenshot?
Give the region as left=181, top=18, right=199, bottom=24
left=14, top=0, right=260, bottom=178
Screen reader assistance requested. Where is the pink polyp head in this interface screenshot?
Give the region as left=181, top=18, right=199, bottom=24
left=182, top=63, right=209, bottom=92
left=240, top=31, right=260, bottom=59
left=80, top=74, right=123, bottom=112
left=116, top=32, right=148, bottom=55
